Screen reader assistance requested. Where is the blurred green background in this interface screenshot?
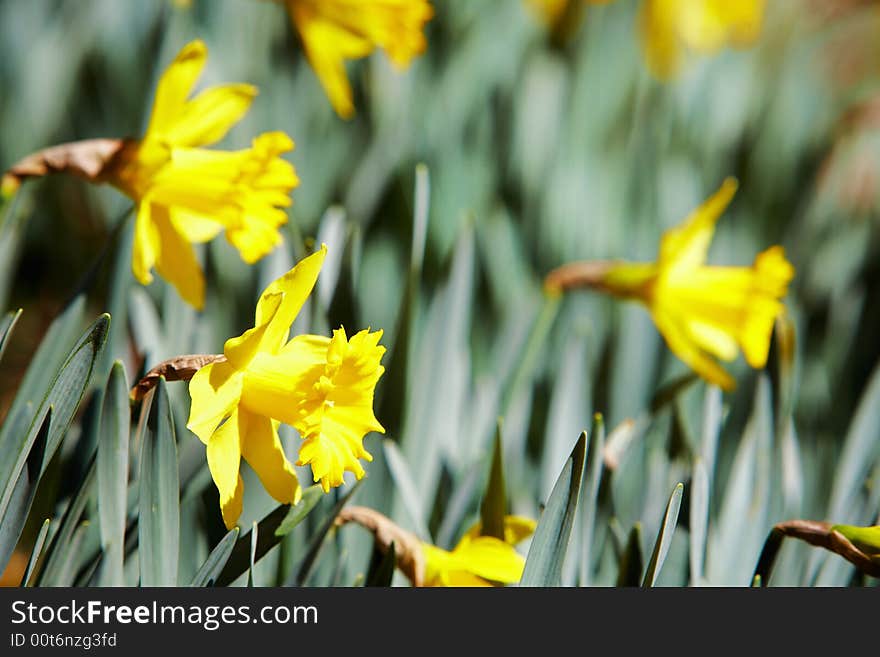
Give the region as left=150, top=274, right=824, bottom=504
left=1, top=0, right=880, bottom=587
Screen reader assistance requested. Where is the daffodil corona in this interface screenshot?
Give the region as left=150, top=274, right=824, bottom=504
left=104, top=39, right=299, bottom=309
left=545, top=178, right=794, bottom=391
left=187, top=245, right=386, bottom=528
left=422, top=516, right=537, bottom=586
left=283, top=0, right=434, bottom=118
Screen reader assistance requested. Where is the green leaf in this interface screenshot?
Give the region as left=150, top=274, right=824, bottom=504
left=247, top=521, right=258, bottom=587
left=189, top=527, right=240, bottom=587
left=35, top=459, right=97, bottom=586
left=292, top=479, right=365, bottom=586
left=752, top=527, right=785, bottom=587
left=275, top=485, right=325, bottom=536
left=0, top=313, right=109, bottom=532
left=479, top=422, right=506, bottom=541
left=0, top=408, right=50, bottom=571
left=579, top=413, right=605, bottom=586
left=689, top=460, right=709, bottom=586
left=617, top=523, right=644, bottom=587
left=0, top=307, right=22, bottom=366
left=20, top=518, right=51, bottom=587
left=643, top=482, right=684, bottom=587
left=138, top=377, right=180, bottom=586
left=97, top=361, right=130, bottom=586
left=521, top=431, right=587, bottom=586
left=365, top=541, right=396, bottom=587
left=216, top=485, right=325, bottom=587
left=382, top=439, right=430, bottom=539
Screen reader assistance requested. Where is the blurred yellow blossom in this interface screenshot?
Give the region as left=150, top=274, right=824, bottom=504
left=545, top=178, right=794, bottom=391
left=103, top=39, right=298, bottom=309
left=284, top=0, right=434, bottom=119
left=640, top=0, right=766, bottom=78
left=187, top=245, right=386, bottom=528
left=422, top=516, right=536, bottom=586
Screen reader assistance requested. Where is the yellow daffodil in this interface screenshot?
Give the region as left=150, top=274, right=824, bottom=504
left=545, top=178, right=794, bottom=391
left=283, top=0, right=434, bottom=119
left=640, top=0, right=765, bottom=78
left=831, top=525, right=880, bottom=561
left=103, top=39, right=299, bottom=309
left=187, top=245, right=386, bottom=528
left=422, top=516, right=537, bottom=587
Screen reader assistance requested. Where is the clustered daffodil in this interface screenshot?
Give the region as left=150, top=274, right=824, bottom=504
left=187, top=245, right=386, bottom=529
left=283, top=0, right=434, bottom=119
left=639, top=0, right=766, bottom=78
left=546, top=178, right=794, bottom=391
left=104, top=39, right=299, bottom=310
left=422, top=516, right=537, bottom=587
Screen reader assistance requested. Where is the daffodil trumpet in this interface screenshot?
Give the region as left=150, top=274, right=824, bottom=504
left=545, top=178, right=794, bottom=391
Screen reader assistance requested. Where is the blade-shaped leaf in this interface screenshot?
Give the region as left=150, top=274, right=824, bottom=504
left=521, top=431, right=587, bottom=586
left=383, top=439, right=430, bottom=539
left=365, top=541, right=397, bottom=587
left=0, top=408, right=50, bottom=571
left=689, top=460, right=709, bottom=586
left=292, top=480, right=365, bottom=586
left=216, top=485, right=325, bottom=586
left=617, top=523, right=644, bottom=587
left=479, top=423, right=506, bottom=541
left=189, top=528, right=240, bottom=587
left=0, top=314, right=109, bottom=530
left=579, top=413, right=605, bottom=586
left=0, top=307, right=22, bottom=365
left=35, top=459, right=97, bottom=586
left=20, top=518, right=51, bottom=587
left=643, top=482, right=684, bottom=587
left=97, top=361, right=130, bottom=586
left=138, top=378, right=180, bottom=586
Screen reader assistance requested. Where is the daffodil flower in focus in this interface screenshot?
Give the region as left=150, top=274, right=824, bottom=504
left=640, top=0, right=766, bottom=78
left=187, top=245, right=386, bottom=528
left=545, top=178, right=795, bottom=391
left=103, top=39, right=299, bottom=309
left=422, top=516, right=537, bottom=587
left=283, top=0, right=434, bottom=119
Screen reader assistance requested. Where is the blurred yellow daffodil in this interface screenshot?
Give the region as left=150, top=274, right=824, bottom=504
left=187, top=245, right=386, bottom=528
left=104, top=39, right=299, bottom=309
left=422, top=516, right=537, bottom=587
left=545, top=178, right=794, bottom=391
left=283, top=0, right=434, bottom=119
left=640, top=0, right=766, bottom=78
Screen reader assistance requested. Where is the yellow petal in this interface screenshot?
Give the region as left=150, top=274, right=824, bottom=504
left=658, top=177, right=738, bottom=272
left=162, top=83, right=257, bottom=148
left=255, top=244, right=327, bottom=353
left=652, top=305, right=736, bottom=391
left=239, top=409, right=302, bottom=506
left=145, top=40, right=207, bottom=141
left=639, top=0, right=685, bottom=79
left=206, top=409, right=245, bottom=530
left=287, top=0, right=433, bottom=118
left=151, top=204, right=206, bottom=310
left=170, top=207, right=225, bottom=244
left=131, top=201, right=160, bottom=285
left=452, top=535, right=527, bottom=584
left=187, top=360, right=244, bottom=444
left=223, top=293, right=284, bottom=370
left=739, top=246, right=794, bottom=367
